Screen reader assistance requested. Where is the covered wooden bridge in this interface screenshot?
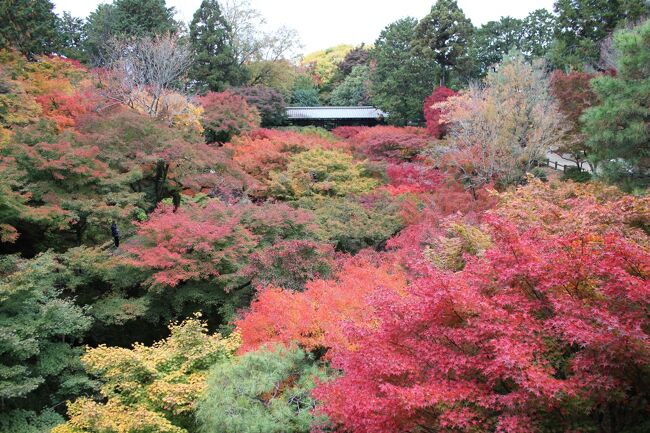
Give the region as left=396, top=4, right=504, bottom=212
left=285, top=106, right=388, bottom=128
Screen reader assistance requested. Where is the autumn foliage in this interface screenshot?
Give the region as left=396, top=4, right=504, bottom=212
left=196, top=91, right=261, bottom=144
left=549, top=70, right=599, bottom=168
left=236, top=254, right=407, bottom=354
left=52, top=316, right=240, bottom=433
left=349, top=126, right=432, bottom=162
left=125, top=202, right=256, bottom=288
left=313, top=180, right=650, bottom=433
left=225, top=128, right=350, bottom=195
left=3, top=43, right=650, bottom=433
left=423, top=86, right=457, bottom=138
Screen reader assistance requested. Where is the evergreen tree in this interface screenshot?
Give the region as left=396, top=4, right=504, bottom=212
left=469, top=10, right=556, bottom=78
left=111, top=0, right=176, bottom=36
left=0, top=253, right=93, bottom=424
left=471, top=17, right=524, bottom=76
left=583, top=20, right=650, bottom=191
left=189, top=0, right=243, bottom=93
left=291, top=87, right=320, bottom=106
left=520, top=8, right=556, bottom=59
left=84, top=0, right=177, bottom=64
left=413, top=0, right=474, bottom=85
left=291, top=75, right=321, bottom=106
left=197, top=347, right=327, bottom=433
left=0, top=0, right=60, bottom=57
left=83, top=4, right=118, bottom=64
left=370, top=18, right=438, bottom=125
left=550, top=0, right=649, bottom=70
left=56, top=12, right=87, bottom=62
left=330, top=65, right=371, bottom=106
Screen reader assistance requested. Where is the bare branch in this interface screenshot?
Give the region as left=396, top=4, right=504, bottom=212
left=100, top=33, right=193, bottom=117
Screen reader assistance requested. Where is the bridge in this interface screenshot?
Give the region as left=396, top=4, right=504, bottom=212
left=285, top=106, right=388, bottom=128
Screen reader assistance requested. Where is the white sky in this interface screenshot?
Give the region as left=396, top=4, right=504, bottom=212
left=53, top=0, right=556, bottom=54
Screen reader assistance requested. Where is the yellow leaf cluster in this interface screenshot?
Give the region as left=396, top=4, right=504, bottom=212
left=425, top=222, right=492, bottom=271
left=128, top=90, right=204, bottom=134
left=53, top=315, right=240, bottom=433
left=302, top=45, right=354, bottom=86
left=268, top=148, right=379, bottom=199
left=52, top=399, right=185, bottom=433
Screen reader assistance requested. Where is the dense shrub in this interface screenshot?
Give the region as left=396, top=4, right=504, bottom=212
left=231, top=86, right=287, bottom=127
left=297, top=194, right=407, bottom=253
left=562, top=166, right=592, bottom=182
left=331, top=126, right=366, bottom=139
left=240, top=239, right=335, bottom=291
left=225, top=128, right=350, bottom=194
left=197, top=347, right=327, bottom=433
left=351, top=126, right=433, bottom=162
left=236, top=256, right=406, bottom=354
left=267, top=148, right=379, bottom=199
left=423, top=85, right=457, bottom=138
left=196, top=91, right=261, bottom=144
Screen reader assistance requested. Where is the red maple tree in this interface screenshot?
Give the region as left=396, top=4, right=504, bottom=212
left=424, top=86, right=457, bottom=138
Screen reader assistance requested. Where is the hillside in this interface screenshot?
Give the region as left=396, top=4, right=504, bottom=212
left=1, top=1, right=649, bottom=433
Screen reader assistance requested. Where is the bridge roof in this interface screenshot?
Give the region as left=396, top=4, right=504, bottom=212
left=286, top=106, right=388, bottom=120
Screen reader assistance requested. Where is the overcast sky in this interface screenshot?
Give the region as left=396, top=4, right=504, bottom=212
left=53, top=0, right=556, bottom=54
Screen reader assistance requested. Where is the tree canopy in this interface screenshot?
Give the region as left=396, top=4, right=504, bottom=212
left=1, top=4, right=650, bottom=433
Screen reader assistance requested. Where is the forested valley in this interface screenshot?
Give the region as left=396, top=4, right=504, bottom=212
left=0, top=1, right=649, bottom=432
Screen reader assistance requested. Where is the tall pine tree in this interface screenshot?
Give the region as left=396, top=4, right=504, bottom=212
left=413, top=0, right=474, bottom=86
left=0, top=0, right=59, bottom=57
left=550, top=0, right=649, bottom=69
left=370, top=18, right=438, bottom=125
left=583, top=20, right=650, bottom=190
left=189, top=0, right=243, bottom=92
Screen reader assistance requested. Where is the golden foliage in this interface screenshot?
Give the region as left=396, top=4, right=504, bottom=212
left=495, top=177, right=650, bottom=246
left=52, top=399, right=185, bottom=433
left=424, top=221, right=492, bottom=271
left=53, top=315, right=240, bottom=433
left=128, top=90, right=204, bottom=133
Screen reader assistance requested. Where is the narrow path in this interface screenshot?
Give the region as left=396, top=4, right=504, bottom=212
left=546, top=152, right=592, bottom=173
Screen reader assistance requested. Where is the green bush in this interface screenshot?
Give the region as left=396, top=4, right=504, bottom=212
left=197, top=347, right=328, bottom=433
left=562, top=166, right=592, bottom=183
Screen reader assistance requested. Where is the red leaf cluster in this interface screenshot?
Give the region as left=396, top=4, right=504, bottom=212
left=34, top=89, right=98, bottom=130
left=196, top=91, right=260, bottom=144
left=235, top=254, right=407, bottom=355
left=225, top=128, right=350, bottom=189
left=549, top=71, right=598, bottom=127
left=331, top=126, right=366, bottom=139
left=334, top=127, right=434, bottom=170
left=383, top=163, right=444, bottom=194
left=125, top=202, right=256, bottom=288
left=424, top=86, right=457, bottom=138
left=125, top=201, right=318, bottom=289
left=315, top=217, right=650, bottom=433
left=239, top=239, right=335, bottom=291
left=25, top=141, right=108, bottom=181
